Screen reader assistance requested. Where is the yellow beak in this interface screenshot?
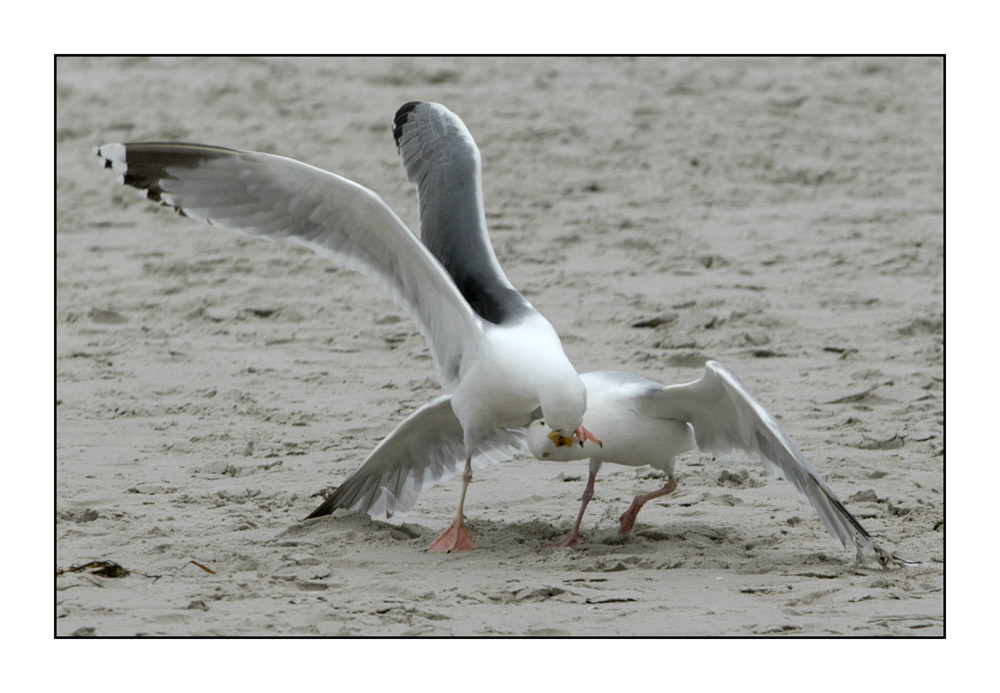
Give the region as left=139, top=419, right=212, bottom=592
left=547, top=430, right=576, bottom=448
left=547, top=426, right=603, bottom=449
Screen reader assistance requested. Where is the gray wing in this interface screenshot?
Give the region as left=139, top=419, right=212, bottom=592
left=94, top=142, right=482, bottom=390
left=634, top=361, right=872, bottom=554
left=305, top=395, right=527, bottom=522
left=393, top=102, right=532, bottom=325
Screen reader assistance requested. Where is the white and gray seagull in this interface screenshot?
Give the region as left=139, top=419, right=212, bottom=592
left=526, top=364, right=872, bottom=557
left=95, top=101, right=599, bottom=553
left=307, top=362, right=873, bottom=559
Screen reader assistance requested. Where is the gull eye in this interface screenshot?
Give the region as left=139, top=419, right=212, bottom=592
left=542, top=452, right=550, bottom=458
left=539, top=421, right=545, bottom=426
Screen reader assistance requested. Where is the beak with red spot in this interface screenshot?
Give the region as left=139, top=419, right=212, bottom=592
left=548, top=425, right=602, bottom=448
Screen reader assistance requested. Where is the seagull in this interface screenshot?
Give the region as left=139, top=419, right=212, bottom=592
left=307, top=362, right=872, bottom=559
left=528, top=363, right=872, bottom=558
left=95, top=101, right=598, bottom=553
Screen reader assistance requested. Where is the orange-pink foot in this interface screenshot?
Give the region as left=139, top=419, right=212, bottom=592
left=427, top=519, right=475, bottom=553
left=619, top=503, right=642, bottom=536
left=548, top=530, right=584, bottom=549
left=618, top=476, right=678, bottom=536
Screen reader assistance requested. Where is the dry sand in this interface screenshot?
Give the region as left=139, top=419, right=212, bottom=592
left=56, top=56, right=943, bottom=636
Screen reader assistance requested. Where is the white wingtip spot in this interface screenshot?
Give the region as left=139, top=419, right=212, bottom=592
left=96, top=143, right=128, bottom=174
left=98, top=142, right=126, bottom=160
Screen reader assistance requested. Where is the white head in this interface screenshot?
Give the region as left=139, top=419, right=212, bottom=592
left=530, top=373, right=606, bottom=455
left=527, top=418, right=594, bottom=461
left=507, top=313, right=599, bottom=449
left=537, top=374, right=587, bottom=436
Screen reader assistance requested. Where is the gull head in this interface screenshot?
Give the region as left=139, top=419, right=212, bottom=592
left=533, top=376, right=602, bottom=451
left=527, top=419, right=601, bottom=460
left=537, top=376, right=586, bottom=436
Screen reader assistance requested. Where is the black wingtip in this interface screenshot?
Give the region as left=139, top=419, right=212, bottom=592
left=303, top=505, right=329, bottom=521
left=392, top=101, right=423, bottom=148
left=395, top=101, right=422, bottom=119
left=813, top=473, right=873, bottom=543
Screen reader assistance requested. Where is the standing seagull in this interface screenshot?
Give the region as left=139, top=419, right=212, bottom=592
left=95, top=102, right=597, bottom=552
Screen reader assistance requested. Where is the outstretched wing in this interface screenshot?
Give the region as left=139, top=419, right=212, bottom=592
left=636, top=361, right=872, bottom=553
left=305, top=395, right=527, bottom=522
left=393, top=102, right=532, bottom=325
left=95, top=142, right=482, bottom=390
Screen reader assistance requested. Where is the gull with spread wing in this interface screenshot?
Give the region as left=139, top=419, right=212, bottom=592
left=527, top=363, right=872, bottom=558
left=95, top=101, right=598, bottom=553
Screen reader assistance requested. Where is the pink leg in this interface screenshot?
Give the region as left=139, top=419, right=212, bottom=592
left=549, top=470, right=597, bottom=549
left=427, top=456, right=476, bottom=553
left=619, top=474, right=678, bottom=536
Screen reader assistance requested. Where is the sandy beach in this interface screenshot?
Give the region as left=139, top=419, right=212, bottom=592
left=56, top=56, right=943, bottom=636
